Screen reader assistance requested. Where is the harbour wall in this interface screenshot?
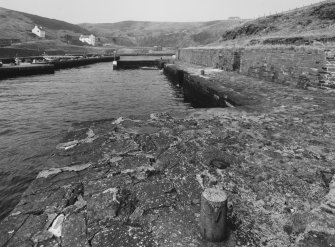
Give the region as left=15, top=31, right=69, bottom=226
left=0, top=56, right=118, bottom=79
left=177, top=48, right=241, bottom=72
left=178, top=47, right=334, bottom=88
left=240, top=47, right=326, bottom=88
left=0, top=64, right=55, bottom=79
left=163, top=64, right=251, bottom=108
left=52, top=56, right=117, bottom=70
left=114, top=60, right=161, bottom=70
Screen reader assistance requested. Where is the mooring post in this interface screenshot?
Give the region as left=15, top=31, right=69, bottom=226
left=200, top=188, right=228, bottom=242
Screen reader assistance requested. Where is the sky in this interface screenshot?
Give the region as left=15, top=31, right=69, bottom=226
left=0, top=0, right=324, bottom=23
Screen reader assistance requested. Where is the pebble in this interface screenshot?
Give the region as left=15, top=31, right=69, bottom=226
left=192, top=199, right=200, bottom=205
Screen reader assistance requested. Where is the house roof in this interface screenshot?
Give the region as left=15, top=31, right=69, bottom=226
left=80, top=34, right=95, bottom=38
left=34, top=25, right=44, bottom=30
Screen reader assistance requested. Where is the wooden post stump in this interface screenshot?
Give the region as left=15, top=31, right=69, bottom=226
left=200, top=188, right=228, bottom=242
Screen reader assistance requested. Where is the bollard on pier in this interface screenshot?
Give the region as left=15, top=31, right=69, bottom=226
left=200, top=188, right=228, bottom=242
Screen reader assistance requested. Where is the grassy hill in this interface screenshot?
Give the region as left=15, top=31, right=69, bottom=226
left=80, top=20, right=246, bottom=48
left=0, top=7, right=90, bottom=44
left=0, top=7, right=118, bottom=55
left=2, top=1, right=335, bottom=53
left=7, top=40, right=116, bottom=54
left=218, top=1, right=335, bottom=46
left=0, top=6, right=246, bottom=51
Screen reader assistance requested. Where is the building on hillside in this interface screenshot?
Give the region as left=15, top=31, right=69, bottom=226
left=79, top=34, right=96, bottom=46
left=32, top=25, right=46, bottom=38
left=153, top=46, right=163, bottom=51
left=228, top=17, right=241, bottom=20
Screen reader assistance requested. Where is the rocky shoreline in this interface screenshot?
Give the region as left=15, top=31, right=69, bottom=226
left=1, top=63, right=335, bottom=246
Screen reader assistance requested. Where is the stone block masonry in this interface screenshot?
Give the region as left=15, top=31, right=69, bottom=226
left=240, top=47, right=326, bottom=88
left=178, top=48, right=241, bottom=72
left=324, top=50, right=335, bottom=88
left=178, top=47, right=333, bottom=88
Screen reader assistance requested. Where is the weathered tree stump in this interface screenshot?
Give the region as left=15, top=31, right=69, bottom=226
left=200, top=188, right=228, bottom=242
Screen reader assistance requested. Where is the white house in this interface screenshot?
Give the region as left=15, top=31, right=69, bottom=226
left=32, top=25, right=45, bottom=38
left=79, top=34, right=96, bottom=46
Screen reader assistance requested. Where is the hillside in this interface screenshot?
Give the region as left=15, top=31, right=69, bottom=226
left=80, top=20, right=246, bottom=47
left=218, top=1, right=335, bottom=46
left=0, top=7, right=90, bottom=45
left=0, top=6, right=247, bottom=50
left=2, top=1, right=335, bottom=52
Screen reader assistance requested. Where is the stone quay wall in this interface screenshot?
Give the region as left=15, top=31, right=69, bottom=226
left=177, top=48, right=241, bottom=72
left=240, top=47, right=326, bottom=88
left=178, top=47, right=331, bottom=88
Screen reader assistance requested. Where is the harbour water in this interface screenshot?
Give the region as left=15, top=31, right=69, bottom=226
left=0, top=62, right=193, bottom=220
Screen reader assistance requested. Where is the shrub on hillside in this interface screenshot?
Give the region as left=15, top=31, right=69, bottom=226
left=311, top=2, right=335, bottom=20
left=222, top=23, right=277, bottom=40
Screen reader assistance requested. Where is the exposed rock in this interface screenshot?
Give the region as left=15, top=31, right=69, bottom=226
left=62, top=213, right=88, bottom=247
left=31, top=230, right=54, bottom=244
left=56, top=128, right=98, bottom=150
left=113, top=117, right=124, bottom=125
left=87, top=188, right=121, bottom=223
left=56, top=140, right=79, bottom=150
left=81, top=128, right=98, bottom=144
left=37, top=168, right=63, bottom=179
left=90, top=224, right=154, bottom=247
left=37, top=163, right=92, bottom=178
left=48, top=214, right=64, bottom=237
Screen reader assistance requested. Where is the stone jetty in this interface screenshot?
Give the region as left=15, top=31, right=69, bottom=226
left=0, top=63, right=55, bottom=79
left=0, top=56, right=118, bottom=79
left=0, top=61, right=335, bottom=246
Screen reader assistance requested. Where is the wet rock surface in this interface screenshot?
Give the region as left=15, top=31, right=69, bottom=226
left=1, top=64, right=335, bottom=246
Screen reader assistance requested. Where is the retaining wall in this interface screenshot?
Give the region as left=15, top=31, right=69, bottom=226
left=52, top=56, right=117, bottom=70
left=114, top=60, right=160, bottom=70
left=163, top=63, right=252, bottom=108
left=0, top=64, right=55, bottom=79
left=163, top=64, right=184, bottom=84
left=178, top=47, right=330, bottom=88
left=178, top=48, right=241, bottom=72
left=240, top=47, right=326, bottom=88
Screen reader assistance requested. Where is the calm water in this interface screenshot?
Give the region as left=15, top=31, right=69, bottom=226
left=0, top=62, right=192, bottom=220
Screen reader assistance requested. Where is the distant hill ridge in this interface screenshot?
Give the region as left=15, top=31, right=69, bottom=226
left=79, top=19, right=246, bottom=47
left=0, top=6, right=246, bottom=48
left=1, top=1, right=335, bottom=50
